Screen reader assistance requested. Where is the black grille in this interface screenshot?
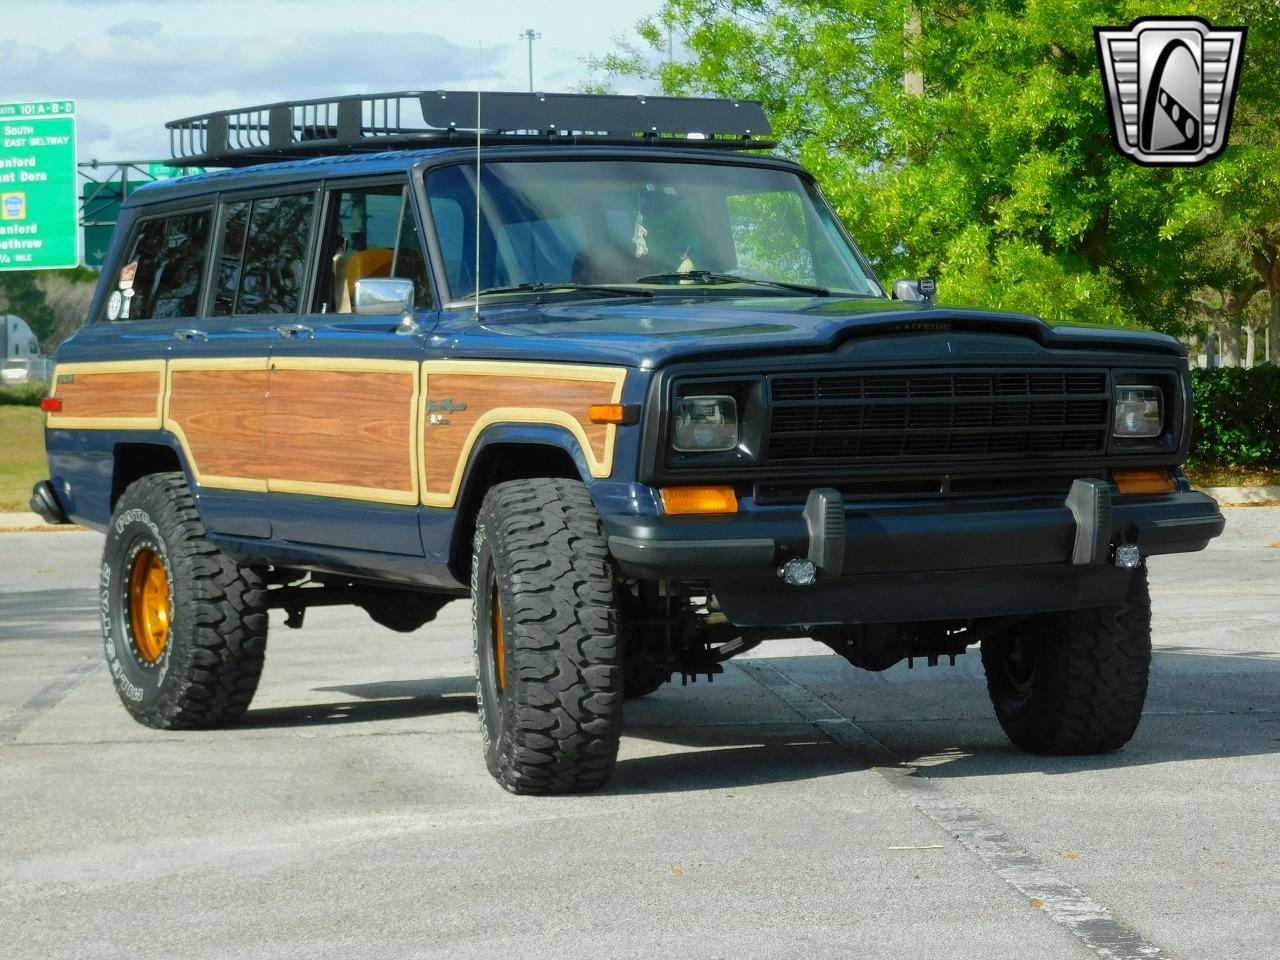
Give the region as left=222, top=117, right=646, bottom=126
left=766, top=369, right=1109, bottom=465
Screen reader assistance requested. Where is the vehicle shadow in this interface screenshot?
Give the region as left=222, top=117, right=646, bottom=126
left=239, top=676, right=476, bottom=728
left=0, top=588, right=101, bottom=645
left=617, top=649, right=1280, bottom=790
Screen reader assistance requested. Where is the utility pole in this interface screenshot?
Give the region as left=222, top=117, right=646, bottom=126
left=519, top=28, right=542, bottom=92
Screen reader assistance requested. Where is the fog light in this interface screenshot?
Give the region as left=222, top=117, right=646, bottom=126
left=779, top=557, right=817, bottom=586
left=1114, top=544, right=1142, bottom=569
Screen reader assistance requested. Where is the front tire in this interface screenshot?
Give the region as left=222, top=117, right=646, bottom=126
left=471, top=478, right=624, bottom=794
left=101, top=472, right=268, bottom=728
left=981, top=568, right=1152, bottom=754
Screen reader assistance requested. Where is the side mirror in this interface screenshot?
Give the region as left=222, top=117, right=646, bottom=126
left=892, top=277, right=936, bottom=304
left=354, top=278, right=415, bottom=317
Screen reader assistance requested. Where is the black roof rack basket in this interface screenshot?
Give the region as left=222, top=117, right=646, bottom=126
left=166, top=91, right=774, bottom=167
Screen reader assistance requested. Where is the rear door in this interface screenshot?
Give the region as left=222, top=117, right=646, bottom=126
left=265, top=177, right=436, bottom=556
left=163, top=188, right=320, bottom=538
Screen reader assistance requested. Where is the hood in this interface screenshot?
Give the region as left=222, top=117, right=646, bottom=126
left=431, top=295, right=1183, bottom=368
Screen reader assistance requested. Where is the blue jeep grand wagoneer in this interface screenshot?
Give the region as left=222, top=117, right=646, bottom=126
left=31, top=92, right=1225, bottom=793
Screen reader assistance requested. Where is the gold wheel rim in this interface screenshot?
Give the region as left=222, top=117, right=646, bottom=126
left=492, top=581, right=506, bottom=694
left=128, top=548, right=171, bottom=662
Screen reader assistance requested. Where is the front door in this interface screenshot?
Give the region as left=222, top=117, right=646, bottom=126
left=266, top=179, right=435, bottom=556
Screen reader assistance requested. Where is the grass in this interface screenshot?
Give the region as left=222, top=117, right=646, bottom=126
left=1184, top=464, right=1280, bottom=488
left=0, top=407, right=47, bottom=511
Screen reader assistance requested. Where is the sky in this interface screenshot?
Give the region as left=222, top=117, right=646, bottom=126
left=3, top=0, right=666, bottom=163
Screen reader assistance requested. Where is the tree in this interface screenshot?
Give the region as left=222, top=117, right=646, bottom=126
left=0, top=272, right=57, bottom=344
left=600, top=0, right=1280, bottom=334
left=0, top=267, right=98, bottom=352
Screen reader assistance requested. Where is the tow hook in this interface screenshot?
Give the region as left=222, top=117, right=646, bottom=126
left=778, top=557, right=818, bottom=586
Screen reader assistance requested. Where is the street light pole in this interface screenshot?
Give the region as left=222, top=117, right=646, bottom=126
left=519, top=28, right=542, bottom=92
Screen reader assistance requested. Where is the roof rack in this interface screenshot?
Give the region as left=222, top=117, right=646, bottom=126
left=166, top=91, right=774, bottom=167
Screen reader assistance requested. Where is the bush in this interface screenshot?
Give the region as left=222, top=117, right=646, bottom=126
left=0, top=381, right=48, bottom=407
left=1189, top=367, right=1280, bottom=467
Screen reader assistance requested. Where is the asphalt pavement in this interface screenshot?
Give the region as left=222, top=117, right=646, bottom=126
left=1, top=509, right=1277, bottom=960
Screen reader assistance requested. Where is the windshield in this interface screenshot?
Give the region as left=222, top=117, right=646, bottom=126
left=424, top=159, right=883, bottom=301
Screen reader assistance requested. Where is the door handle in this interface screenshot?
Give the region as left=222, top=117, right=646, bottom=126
left=273, top=324, right=314, bottom=339
left=173, top=328, right=208, bottom=342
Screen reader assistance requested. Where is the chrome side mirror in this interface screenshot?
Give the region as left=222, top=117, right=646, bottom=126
left=354, top=278, right=415, bottom=317
left=893, top=277, right=936, bottom=303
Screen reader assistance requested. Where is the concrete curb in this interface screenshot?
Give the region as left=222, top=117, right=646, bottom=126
left=0, top=512, right=87, bottom=532
left=1197, top=485, right=1280, bottom=505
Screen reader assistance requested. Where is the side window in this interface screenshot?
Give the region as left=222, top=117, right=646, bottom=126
left=108, top=209, right=211, bottom=321
left=212, top=193, right=315, bottom=316
left=314, top=184, right=431, bottom=312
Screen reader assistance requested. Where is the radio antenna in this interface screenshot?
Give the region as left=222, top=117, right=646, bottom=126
left=474, top=42, right=482, bottom=319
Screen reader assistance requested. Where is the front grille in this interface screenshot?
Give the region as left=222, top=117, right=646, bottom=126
left=765, top=369, right=1109, bottom=465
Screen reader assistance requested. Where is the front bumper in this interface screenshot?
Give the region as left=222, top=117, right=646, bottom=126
left=604, top=484, right=1225, bottom=626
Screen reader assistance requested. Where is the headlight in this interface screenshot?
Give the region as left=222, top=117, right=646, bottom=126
left=673, top=395, right=738, bottom=452
left=1113, top=386, right=1162, bottom=438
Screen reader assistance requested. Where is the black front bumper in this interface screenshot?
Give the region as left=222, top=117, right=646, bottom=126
left=605, top=485, right=1225, bottom=626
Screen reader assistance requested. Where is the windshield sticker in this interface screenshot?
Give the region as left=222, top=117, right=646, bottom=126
left=120, top=287, right=133, bottom=319
left=119, top=260, right=138, bottom=290
left=106, top=290, right=123, bottom=321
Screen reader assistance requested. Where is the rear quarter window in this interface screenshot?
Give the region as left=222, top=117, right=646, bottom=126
left=108, top=208, right=212, bottom=321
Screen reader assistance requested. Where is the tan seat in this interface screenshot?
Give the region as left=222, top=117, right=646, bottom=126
left=335, top=247, right=395, bottom=312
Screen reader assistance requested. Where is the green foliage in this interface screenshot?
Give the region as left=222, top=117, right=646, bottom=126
left=0, top=267, right=98, bottom=350
left=1189, top=367, right=1280, bottom=466
left=0, top=381, right=49, bottom=407
left=605, top=1, right=1280, bottom=334
left=0, top=273, right=57, bottom=344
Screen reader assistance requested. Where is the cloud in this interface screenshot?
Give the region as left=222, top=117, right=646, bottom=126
left=6, top=23, right=511, bottom=102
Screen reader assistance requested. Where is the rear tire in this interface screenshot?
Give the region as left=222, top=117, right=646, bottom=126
left=471, top=478, right=624, bottom=794
left=981, top=568, right=1151, bottom=754
left=101, top=472, right=268, bottom=729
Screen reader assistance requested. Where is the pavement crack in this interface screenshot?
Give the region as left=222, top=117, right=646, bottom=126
left=735, top=658, right=1171, bottom=960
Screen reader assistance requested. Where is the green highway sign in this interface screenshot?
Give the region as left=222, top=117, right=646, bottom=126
left=0, top=99, right=78, bottom=271
left=82, top=180, right=153, bottom=269
left=147, top=162, right=205, bottom=179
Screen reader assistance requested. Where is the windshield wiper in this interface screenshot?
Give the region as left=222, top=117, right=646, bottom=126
left=464, top=282, right=652, bottom=300
left=635, top=271, right=829, bottom=297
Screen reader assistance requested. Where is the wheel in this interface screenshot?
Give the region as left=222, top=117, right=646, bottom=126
left=980, top=567, right=1152, bottom=755
left=101, top=472, right=268, bottom=728
left=471, top=478, right=624, bottom=794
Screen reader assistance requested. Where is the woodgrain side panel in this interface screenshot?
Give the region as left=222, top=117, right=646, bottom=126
left=167, top=367, right=271, bottom=485
left=268, top=367, right=417, bottom=498
left=422, top=372, right=619, bottom=502
left=48, top=362, right=164, bottom=428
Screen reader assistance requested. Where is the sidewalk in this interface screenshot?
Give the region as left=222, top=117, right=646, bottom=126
left=0, top=512, right=87, bottom=531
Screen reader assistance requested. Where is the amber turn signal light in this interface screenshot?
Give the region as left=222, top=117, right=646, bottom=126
left=40, top=397, right=62, bottom=413
left=588, top=403, right=638, bottom=425
left=660, top=485, right=738, bottom=515
left=1113, top=469, right=1175, bottom=494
